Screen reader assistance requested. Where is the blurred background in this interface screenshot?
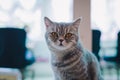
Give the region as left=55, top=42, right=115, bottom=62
left=0, top=0, right=120, bottom=80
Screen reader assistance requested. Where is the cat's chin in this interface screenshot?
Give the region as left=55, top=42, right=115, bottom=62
left=51, top=43, right=73, bottom=51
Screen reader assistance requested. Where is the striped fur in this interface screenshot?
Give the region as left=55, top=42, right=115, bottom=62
left=44, top=17, right=103, bottom=80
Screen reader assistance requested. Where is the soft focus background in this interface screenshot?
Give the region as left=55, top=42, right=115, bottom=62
left=0, top=0, right=120, bottom=80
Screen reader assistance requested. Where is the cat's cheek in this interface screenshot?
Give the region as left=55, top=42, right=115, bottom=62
left=62, top=41, right=68, bottom=46
left=47, top=37, right=51, bottom=42
left=66, top=42, right=73, bottom=48
left=50, top=43, right=56, bottom=49
left=71, top=40, right=77, bottom=44
left=54, top=41, right=59, bottom=45
left=51, top=42, right=59, bottom=48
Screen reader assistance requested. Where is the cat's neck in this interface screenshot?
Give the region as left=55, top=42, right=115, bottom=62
left=51, top=41, right=84, bottom=62
left=50, top=47, right=75, bottom=61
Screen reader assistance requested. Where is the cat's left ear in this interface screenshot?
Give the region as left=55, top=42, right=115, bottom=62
left=44, top=17, right=53, bottom=29
left=73, top=17, right=82, bottom=28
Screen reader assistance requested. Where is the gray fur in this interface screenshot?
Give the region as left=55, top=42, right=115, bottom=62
left=44, top=17, right=103, bottom=80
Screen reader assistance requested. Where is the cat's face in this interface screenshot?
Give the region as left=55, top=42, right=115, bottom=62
left=44, top=17, right=81, bottom=51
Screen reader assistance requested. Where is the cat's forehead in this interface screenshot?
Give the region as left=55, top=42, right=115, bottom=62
left=50, top=23, right=75, bottom=32
left=55, top=23, right=69, bottom=29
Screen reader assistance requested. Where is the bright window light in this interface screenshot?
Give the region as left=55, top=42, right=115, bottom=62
left=0, top=0, right=14, bottom=10
left=19, top=0, right=36, bottom=10
left=0, top=11, right=10, bottom=26
left=52, top=0, right=73, bottom=22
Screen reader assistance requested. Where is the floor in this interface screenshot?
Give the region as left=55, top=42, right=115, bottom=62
left=24, top=61, right=120, bottom=80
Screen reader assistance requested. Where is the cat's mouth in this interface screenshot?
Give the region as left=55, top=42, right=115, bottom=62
left=59, top=43, right=63, bottom=46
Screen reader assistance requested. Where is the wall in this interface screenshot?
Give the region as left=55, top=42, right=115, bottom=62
left=73, top=0, right=91, bottom=51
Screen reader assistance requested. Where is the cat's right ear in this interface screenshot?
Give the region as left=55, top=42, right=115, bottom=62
left=44, top=17, right=53, bottom=28
left=73, top=17, right=82, bottom=28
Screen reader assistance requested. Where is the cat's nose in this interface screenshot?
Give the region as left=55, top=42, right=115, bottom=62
left=59, top=39, right=64, bottom=42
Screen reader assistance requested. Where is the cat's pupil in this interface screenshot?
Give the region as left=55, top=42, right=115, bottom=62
left=65, top=33, right=72, bottom=39
left=51, top=32, right=58, bottom=38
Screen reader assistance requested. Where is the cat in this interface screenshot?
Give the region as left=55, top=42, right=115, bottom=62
left=44, top=17, right=103, bottom=80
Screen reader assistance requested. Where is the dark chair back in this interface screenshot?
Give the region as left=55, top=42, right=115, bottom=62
left=92, top=30, right=101, bottom=61
left=116, top=32, right=120, bottom=60
left=0, top=28, right=35, bottom=68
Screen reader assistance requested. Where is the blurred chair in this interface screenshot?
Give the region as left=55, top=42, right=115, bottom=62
left=92, top=29, right=101, bottom=61
left=103, top=31, right=120, bottom=80
left=0, top=28, right=35, bottom=79
left=104, top=31, right=120, bottom=62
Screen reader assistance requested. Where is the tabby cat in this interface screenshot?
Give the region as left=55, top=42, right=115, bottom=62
left=44, top=17, right=103, bottom=80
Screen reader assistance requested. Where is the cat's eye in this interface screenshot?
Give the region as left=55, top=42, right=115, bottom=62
left=50, top=32, right=58, bottom=38
left=65, top=33, right=73, bottom=39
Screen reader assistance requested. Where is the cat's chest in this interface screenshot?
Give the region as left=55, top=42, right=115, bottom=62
left=51, top=50, right=90, bottom=80
left=52, top=58, right=89, bottom=80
